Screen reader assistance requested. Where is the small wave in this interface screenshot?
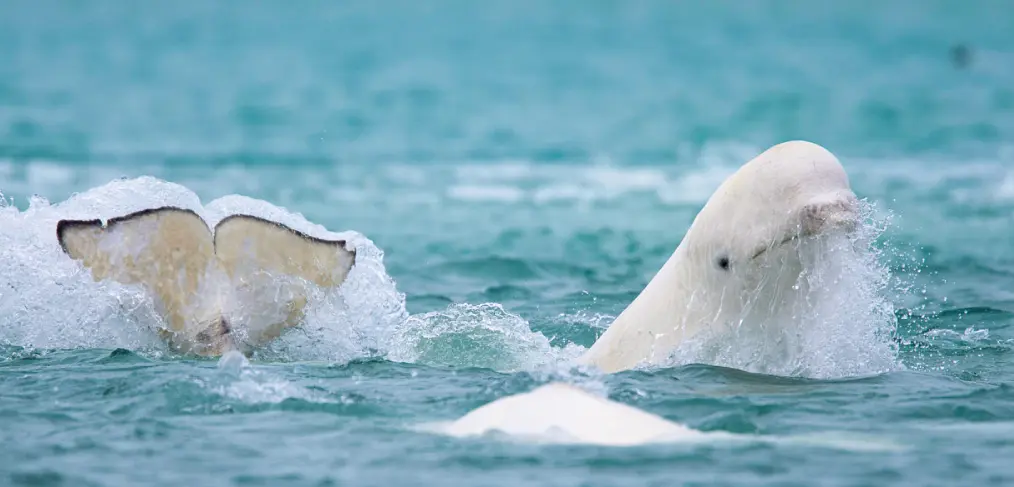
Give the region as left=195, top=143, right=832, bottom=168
left=207, top=351, right=338, bottom=405
left=896, top=306, right=1013, bottom=354
left=921, top=327, right=991, bottom=342
left=428, top=256, right=593, bottom=282
left=932, top=306, right=1014, bottom=320
left=996, top=170, right=1014, bottom=200
left=446, top=184, right=525, bottom=203
left=429, top=256, right=542, bottom=280
left=385, top=302, right=585, bottom=373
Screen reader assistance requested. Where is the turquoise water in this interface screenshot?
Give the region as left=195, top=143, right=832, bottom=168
left=2, top=1, right=1014, bottom=485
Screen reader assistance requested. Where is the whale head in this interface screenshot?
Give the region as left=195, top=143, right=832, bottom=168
left=582, top=140, right=861, bottom=373
left=680, top=140, right=859, bottom=295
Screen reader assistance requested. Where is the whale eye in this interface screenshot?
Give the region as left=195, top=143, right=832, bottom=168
left=716, top=255, right=730, bottom=271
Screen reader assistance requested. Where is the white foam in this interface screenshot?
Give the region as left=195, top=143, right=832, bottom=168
left=996, top=170, right=1014, bottom=200
left=0, top=179, right=200, bottom=354
left=447, top=184, right=525, bottom=203
left=453, top=162, right=533, bottom=182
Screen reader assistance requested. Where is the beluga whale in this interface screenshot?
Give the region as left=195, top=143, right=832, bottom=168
left=579, top=139, right=860, bottom=373
left=436, top=140, right=864, bottom=445
left=56, top=208, right=355, bottom=357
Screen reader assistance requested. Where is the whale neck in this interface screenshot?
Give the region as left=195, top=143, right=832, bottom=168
left=579, top=245, right=710, bottom=373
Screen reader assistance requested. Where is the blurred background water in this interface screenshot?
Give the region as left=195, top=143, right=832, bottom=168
left=1, top=1, right=1013, bottom=486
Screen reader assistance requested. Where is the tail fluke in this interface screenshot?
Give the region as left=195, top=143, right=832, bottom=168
left=56, top=207, right=231, bottom=355
left=56, top=208, right=356, bottom=355
left=213, top=214, right=356, bottom=347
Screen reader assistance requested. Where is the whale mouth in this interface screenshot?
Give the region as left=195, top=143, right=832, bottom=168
left=750, top=235, right=796, bottom=260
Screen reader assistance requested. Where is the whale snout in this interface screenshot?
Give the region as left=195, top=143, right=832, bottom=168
left=799, top=192, right=859, bottom=237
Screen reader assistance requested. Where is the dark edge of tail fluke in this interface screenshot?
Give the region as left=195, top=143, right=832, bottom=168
left=56, top=208, right=356, bottom=264
left=55, top=218, right=102, bottom=255
left=214, top=213, right=356, bottom=259
left=56, top=207, right=209, bottom=255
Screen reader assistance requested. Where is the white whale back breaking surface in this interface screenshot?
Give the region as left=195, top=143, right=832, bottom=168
left=580, top=140, right=866, bottom=374
left=423, top=382, right=708, bottom=446
left=425, top=381, right=906, bottom=452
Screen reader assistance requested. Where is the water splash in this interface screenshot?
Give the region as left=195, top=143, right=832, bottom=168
left=0, top=182, right=179, bottom=353
left=0, top=176, right=574, bottom=373
left=665, top=200, right=904, bottom=379
left=385, top=302, right=585, bottom=373
left=0, top=177, right=908, bottom=381
left=0, top=177, right=410, bottom=364
left=0, top=177, right=580, bottom=374
left=201, top=194, right=411, bottom=363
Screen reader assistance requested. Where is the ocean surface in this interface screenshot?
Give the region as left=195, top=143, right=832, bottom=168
left=2, top=1, right=1014, bottom=486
